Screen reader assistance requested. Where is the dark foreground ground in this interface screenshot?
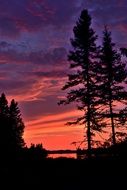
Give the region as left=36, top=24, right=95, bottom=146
left=1, top=156, right=127, bottom=190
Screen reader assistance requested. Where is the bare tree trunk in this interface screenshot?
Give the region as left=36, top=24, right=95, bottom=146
left=86, top=61, right=91, bottom=158
left=109, top=99, right=116, bottom=145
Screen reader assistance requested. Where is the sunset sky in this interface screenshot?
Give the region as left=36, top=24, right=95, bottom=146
left=0, top=0, right=127, bottom=150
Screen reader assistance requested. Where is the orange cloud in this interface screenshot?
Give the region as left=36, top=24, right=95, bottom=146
left=24, top=109, right=84, bottom=149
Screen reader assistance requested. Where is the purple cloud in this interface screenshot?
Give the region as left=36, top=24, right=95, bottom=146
left=0, top=0, right=79, bottom=38
left=81, top=0, right=127, bottom=46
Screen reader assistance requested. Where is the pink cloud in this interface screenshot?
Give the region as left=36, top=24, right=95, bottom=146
left=24, top=109, right=84, bottom=149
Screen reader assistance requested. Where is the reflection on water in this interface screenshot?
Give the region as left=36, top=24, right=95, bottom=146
left=48, top=153, right=77, bottom=159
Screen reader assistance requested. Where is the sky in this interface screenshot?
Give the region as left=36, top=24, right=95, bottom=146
left=0, top=0, right=127, bottom=150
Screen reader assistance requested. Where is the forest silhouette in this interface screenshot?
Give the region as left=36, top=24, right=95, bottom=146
left=1, top=9, right=127, bottom=189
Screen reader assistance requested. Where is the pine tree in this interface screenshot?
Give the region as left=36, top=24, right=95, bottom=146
left=0, top=93, right=9, bottom=116
left=0, top=93, right=9, bottom=151
left=99, top=27, right=127, bottom=145
left=9, top=99, right=25, bottom=150
left=0, top=93, right=25, bottom=156
left=59, top=10, right=105, bottom=155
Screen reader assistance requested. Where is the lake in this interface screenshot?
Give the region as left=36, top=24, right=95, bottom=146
left=48, top=153, right=77, bottom=159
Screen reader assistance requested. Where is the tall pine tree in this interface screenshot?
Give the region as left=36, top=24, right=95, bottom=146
left=59, top=10, right=106, bottom=155
left=99, top=27, right=127, bottom=145
left=9, top=99, right=25, bottom=150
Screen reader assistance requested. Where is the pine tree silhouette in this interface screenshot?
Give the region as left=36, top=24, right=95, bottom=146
left=0, top=93, right=9, bottom=153
left=99, top=27, right=127, bottom=145
left=59, top=10, right=106, bottom=156
left=0, top=93, right=25, bottom=157
left=9, top=99, right=25, bottom=151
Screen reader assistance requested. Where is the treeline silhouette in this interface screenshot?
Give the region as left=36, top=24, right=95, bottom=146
left=0, top=93, right=47, bottom=162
